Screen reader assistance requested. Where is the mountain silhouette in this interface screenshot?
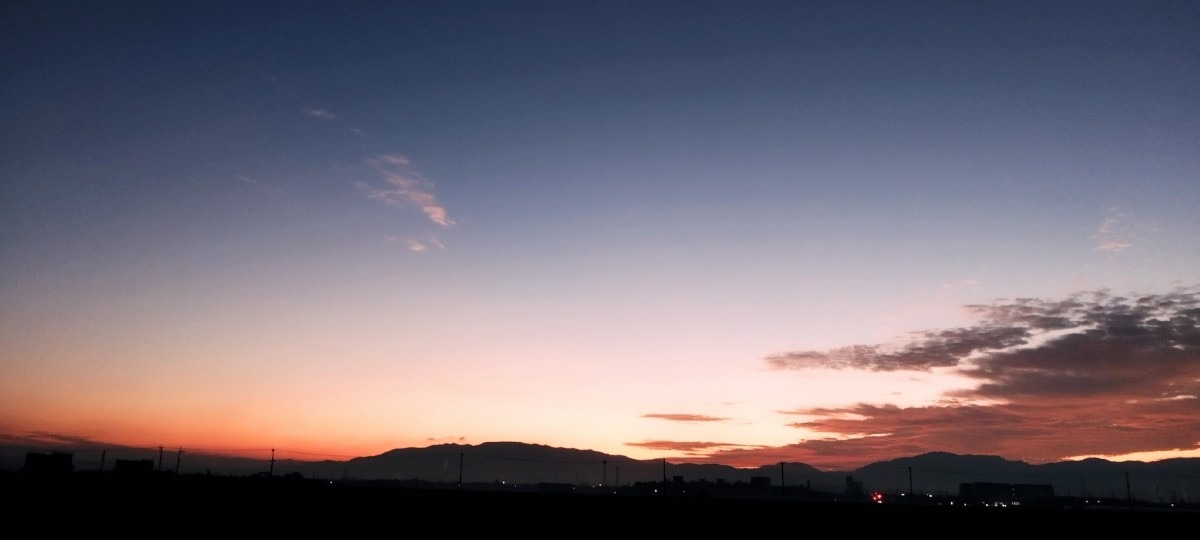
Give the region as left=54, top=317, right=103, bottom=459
left=7, top=440, right=1198, bottom=504
left=267, top=443, right=1198, bottom=503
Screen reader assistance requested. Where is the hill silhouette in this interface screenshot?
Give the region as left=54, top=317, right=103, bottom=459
left=8, top=441, right=1200, bottom=535
left=261, top=442, right=1199, bottom=504
left=7, top=440, right=1199, bottom=505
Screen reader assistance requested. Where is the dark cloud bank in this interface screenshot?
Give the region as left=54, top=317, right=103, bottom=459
left=668, top=288, right=1200, bottom=469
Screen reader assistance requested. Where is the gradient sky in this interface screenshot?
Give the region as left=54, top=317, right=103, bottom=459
left=2, top=1, right=1198, bottom=471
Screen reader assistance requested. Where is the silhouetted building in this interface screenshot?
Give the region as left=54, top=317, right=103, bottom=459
left=749, top=476, right=771, bottom=487
left=959, top=482, right=1055, bottom=506
left=113, top=459, right=155, bottom=476
left=23, top=452, right=73, bottom=475
left=845, top=476, right=863, bottom=498
left=537, top=482, right=575, bottom=494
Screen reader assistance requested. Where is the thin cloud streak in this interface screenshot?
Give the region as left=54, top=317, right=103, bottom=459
left=303, top=106, right=337, bottom=120
left=625, top=441, right=758, bottom=454
left=359, top=154, right=454, bottom=227
left=642, top=414, right=730, bottom=422
left=0, top=432, right=115, bottom=450
left=425, top=436, right=467, bottom=443
left=676, top=288, right=1200, bottom=470
left=382, top=234, right=445, bottom=253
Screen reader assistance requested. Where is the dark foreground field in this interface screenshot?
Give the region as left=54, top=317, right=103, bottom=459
left=5, top=472, right=1196, bottom=535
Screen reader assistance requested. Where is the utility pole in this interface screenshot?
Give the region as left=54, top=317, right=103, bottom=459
left=908, top=467, right=914, bottom=502
left=268, top=448, right=276, bottom=477
left=780, top=462, right=786, bottom=501
left=99, top=450, right=106, bottom=472
left=458, top=453, right=464, bottom=490
left=1126, top=472, right=1133, bottom=509
left=175, top=447, right=182, bottom=474
left=662, top=458, right=667, bottom=496
left=158, top=446, right=164, bottom=472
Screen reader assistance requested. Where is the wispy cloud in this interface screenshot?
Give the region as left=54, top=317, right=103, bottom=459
left=641, top=414, right=730, bottom=422
left=0, top=431, right=120, bottom=450
left=685, top=287, right=1200, bottom=469
left=383, top=233, right=446, bottom=253
left=1093, top=206, right=1138, bottom=252
left=425, top=436, right=467, bottom=443
left=359, top=154, right=453, bottom=227
left=303, top=106, right=337, bottom=120
left=766, top=325, right=1031, bottom=372
left=235, top=174, right=292, bottom=202
left=625, top=441, right=758, bottom=454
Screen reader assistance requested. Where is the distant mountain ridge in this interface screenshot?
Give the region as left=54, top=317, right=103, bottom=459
left=5, top=440, right=1198, bottom=503
left=273, top=442, right=1198, bottom=503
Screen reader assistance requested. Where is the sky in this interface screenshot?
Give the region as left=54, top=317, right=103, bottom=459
left=2, top=1, right=1198, bottom=471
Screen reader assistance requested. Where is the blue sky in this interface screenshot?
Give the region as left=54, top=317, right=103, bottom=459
left=2, top=1, right=1198, bottom=469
